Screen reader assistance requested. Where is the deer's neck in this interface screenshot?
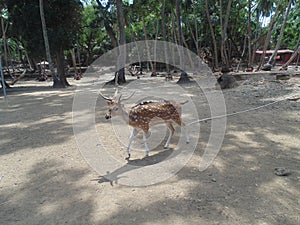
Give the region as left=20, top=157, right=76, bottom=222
left=120, top=104, right=130, bottom=124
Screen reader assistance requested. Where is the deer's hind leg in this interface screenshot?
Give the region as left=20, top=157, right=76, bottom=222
left=164, top=122, right=175, bottom=149
left=181, top=122, right=190, bottom=144
left=173, top=117, right=190, bottom=144
left=142, top=131, right=150, bottom=157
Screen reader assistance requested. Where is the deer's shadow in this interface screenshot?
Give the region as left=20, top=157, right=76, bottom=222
left=93, top=148, right=177, bottom=185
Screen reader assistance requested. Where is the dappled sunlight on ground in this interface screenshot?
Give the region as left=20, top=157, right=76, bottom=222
left=1, top=75, right=299, bottom=224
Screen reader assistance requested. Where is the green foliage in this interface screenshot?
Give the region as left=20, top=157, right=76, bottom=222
left=78, top=3, right=112, bottom=63
left=5, top=0, right=83, bottom=59
left=273, top=3, right=300, bottom=49
left=2, top=0, right=298, bottom=68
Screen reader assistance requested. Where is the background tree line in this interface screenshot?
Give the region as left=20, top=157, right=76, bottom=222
left=0, top=0, right=299, bottom=87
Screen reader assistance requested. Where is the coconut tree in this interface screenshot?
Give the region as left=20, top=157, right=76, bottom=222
left=220, top=0, right=232, bottom=70
left=267, top=0, right=294, bottom=65
left=205, top=0, right=219, bottom=70
left=7, top=0, right=82, bottom=88
left=115, top=0, right=126, bottom=84
left=95, top=0, right=126, bottom=84
left=176, top=0, right=191, bottom=83
left=247, top=0, right=252, bottom=69
left=256, top=1, right=281, bottom=70
left=39, top=0, right=60, bottom=87
left=280, top=33, right=300, bottom=69
left=161, top=0, right=170, bottom=72
left=0, top=8, right=8, bottom=70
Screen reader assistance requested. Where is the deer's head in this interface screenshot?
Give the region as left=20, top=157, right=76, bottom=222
left=100, top=89, right=134, bottom=119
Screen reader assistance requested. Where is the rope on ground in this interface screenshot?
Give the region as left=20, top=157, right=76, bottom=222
left=186, top=93, right=300, bottom=127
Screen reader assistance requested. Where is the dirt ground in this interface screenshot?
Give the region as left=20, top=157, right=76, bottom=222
left=0, top=72, right=299, bottom=225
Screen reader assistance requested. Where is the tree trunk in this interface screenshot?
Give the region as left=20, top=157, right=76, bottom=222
left=104, top=22, right=118, bottom=49
left=222, top=0, right=232, bottom=68
left=220, top=0, right=232, bottom=69
left=176, top=0, right=183, bottom=67
left=39, top=0, right=64, bottom=88
left=182, top=35, right=195, bottom=71
left=177, top=71, right=191, bottom=84
left=219, top=0, right=224, bottom=67
left=116, top=0, right=125, bottom=46
left=1, top=15, right=8, bottom=68
left=192, top=0, right=199, bottom=55
left=205, top=0, right=219, bottom=70
left=70, top=48, right=78, bottom=75
left=250, top=10, right=261, bottom=67
left=0, top=79, right=10, bottom=89
left=247, top=0, right=252, bottom=68
left=56, top=47, right=70, bottom=86
left=171, top=12, right=177, bottom=65
left=267, top=0, right=293, bottom=65
left=256, top=3, right=281, bottom=71
left=176, top=0, right=191, bottom=83
left=142, top=17, right=154, bottom=72
left=116, top=0, right=126, bottom=84
left=161, top=0, right=170, bottom=72
left=280, top=46, right=300, bottom=69
left=95, top=0, right=118, bottom=49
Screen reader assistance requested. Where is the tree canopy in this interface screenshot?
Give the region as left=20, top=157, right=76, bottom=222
left=0, top=0, right=299, bottom=85
left=3, top=0, right=82, bottom=87
left=5, top=0, right=82, bottom=59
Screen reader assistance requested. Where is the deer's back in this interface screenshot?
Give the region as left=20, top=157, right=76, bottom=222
left=128, top=101, right=181, bottom=128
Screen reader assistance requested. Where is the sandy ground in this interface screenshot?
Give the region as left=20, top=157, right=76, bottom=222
left=0, top=72, right=300, bottom=225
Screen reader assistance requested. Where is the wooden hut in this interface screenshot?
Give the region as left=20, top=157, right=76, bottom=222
left=255, top=50, right=294, bottom=65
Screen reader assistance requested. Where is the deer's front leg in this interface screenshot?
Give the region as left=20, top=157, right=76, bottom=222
left=142, top=131, right=150, bottom=157
left=126, top=128, right=138, bottom=159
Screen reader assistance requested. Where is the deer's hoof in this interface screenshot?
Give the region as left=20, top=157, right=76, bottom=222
left=125, top=154, right=130, bottom=160
left=164, top=146, right=168, bottom=149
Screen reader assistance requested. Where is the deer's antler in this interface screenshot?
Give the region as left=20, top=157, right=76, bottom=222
left=99, top=92, right=112, bottom=101
left=99, top=79, right=119, bottom=102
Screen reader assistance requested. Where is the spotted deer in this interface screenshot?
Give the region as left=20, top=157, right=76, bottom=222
left=100, top=89, right=190, bottom=159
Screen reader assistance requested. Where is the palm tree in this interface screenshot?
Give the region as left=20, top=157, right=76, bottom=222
left=176, top=0, right=191, bottom=83
left=141, top=16, right=154, bottom=73
left=205, top=0, right=219, bottom=70
left=161, top=0, right=170, bottom=72
left=220, top=0, right=232, bottom=69
left=0, top=9, right=8, bottom=70
left=256, top=2, right=281, bottom=71
left=115, top=0, right=126, bottom=84
left=280, top=33, right=300, bottom=69
left=39, top=0, right=61, bottom=87
left=247, top=0, right=252, bottom=68
left=267, top=0, right=294, bottom=65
